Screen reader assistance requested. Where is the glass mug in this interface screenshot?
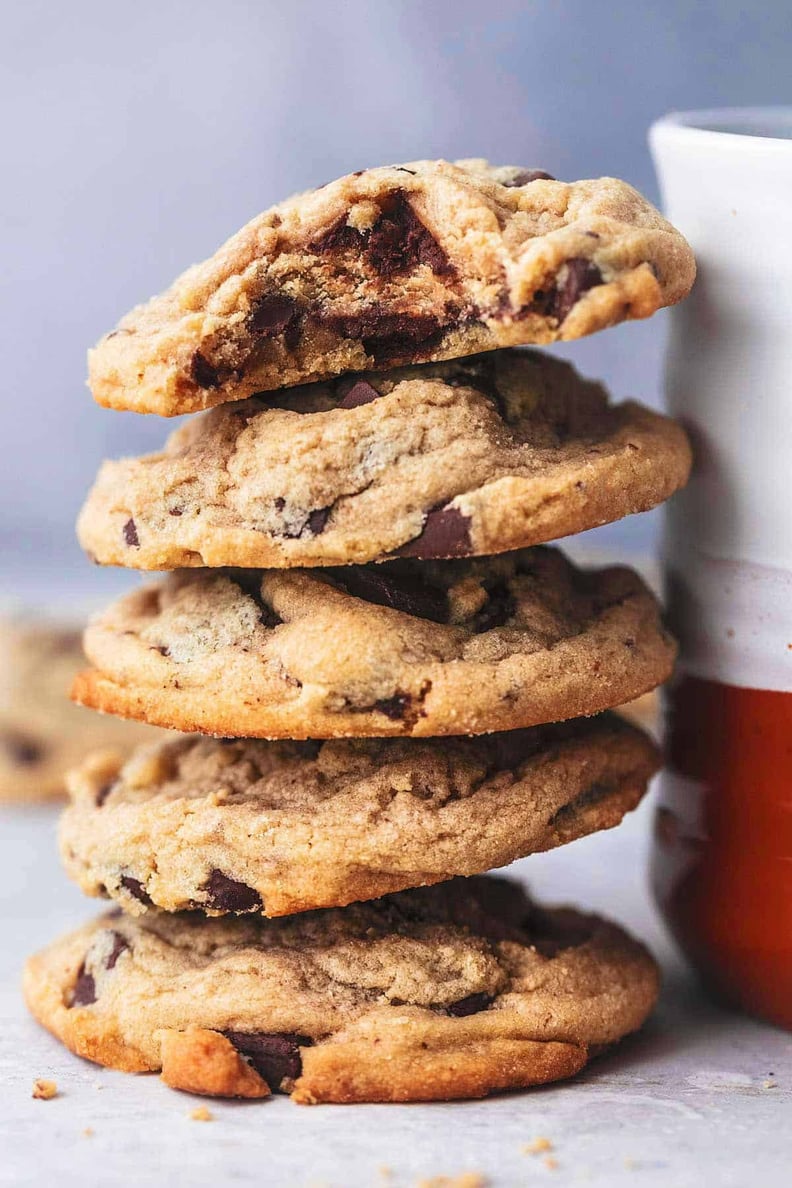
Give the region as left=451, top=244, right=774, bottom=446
left=650, top=109, right=792, bottom=1028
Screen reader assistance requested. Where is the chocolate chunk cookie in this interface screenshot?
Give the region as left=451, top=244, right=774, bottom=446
left=59, top=713, right=658, bottom=917
left=24, top=875, right=659, bottom=1102
left=79, top=350, right=691, bottom=570
left=87, top=160, right=695, bottom=416
left=0, top=619, right=167, bottom=803
left=70, top=547, right=675, bottom=738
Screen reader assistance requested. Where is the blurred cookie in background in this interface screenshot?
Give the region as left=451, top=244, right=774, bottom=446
left=1, top=618, right=168, bottom=803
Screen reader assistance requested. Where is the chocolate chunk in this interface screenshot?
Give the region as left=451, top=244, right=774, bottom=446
left=373, top=692, right=413, bottom=721
left=203, top=869, right=262, bottom=914
left=473, top=582, right=516, bottom=632
left=70, top=964, right=97, bottom=1007
left=104, top=931, right=129, bottom=970
left=394, top=506, right=473, bottom=560
left=248, top=293, right=299, bottom=337
left=223, top=1031, right=312, bottom=1090
left=394, top=167, right=417, bottom=175
left=337, top=380, right=382, bottom=409
left=122, top=518, right=139, bottom=548
left=168, top=507, right=183, bottom=517
left=367, top=193, right=453, bottom=279
left=306, top=507, right=331, bottom=535
left=503, top=169, right=555, bottom=186
left=1, top=729, right=44, bottom=766
left=190, top=351, right=221, bottom=389
left=230, top=573, right=282, bottom=629
left=532, top=257, right=603, bottom=324
left=120, top=875, right=151, bottom=906
left=334, top=566, right=448, bottom=623
left=322, top=311, right=447, bottom=367
left=445, top=992, right=494, bottom=1017
left=151, top=644, right=170, bottom=656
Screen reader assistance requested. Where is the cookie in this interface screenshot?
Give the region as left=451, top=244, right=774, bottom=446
left=70, top=547, right=675, bottom=738
left=59, top=713, right=658, bottom=917
left=87, top=159, right=695, bottom=416
left=78, top=350, right=691, bottom=570
left=23, top=875, right=659, bottom=1102
left=0, top=619, right=167, bottom=803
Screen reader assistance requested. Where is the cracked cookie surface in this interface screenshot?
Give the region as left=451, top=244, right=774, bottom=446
left=71, top=547, right=676, bottom=738
left=59, top=713, right=658, bottom=917
left=24, top=875, right=659, bottom=1102
left=79, top=350, right=691, bottom=570
left=88, top=159, right=695, bottom=416
left=0, top=619, right=167, bottom=802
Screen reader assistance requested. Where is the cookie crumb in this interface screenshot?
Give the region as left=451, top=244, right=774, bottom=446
left=190, top=1105, right=213, bottom=1121
left=543, top=1156, right=559, bottom=1171
left=32, top=1078, right=57, bottom=1100
left=416, top=1176, right=488, bottom=1188
left=83, top=1127, right=94, bottom=1138
left=523, top=1137, right=553, bottom=1155
left=763, top=1079, right=777, bottom=1089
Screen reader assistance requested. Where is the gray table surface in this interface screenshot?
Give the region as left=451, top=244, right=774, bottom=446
left=2, top=795, right=790, bottom=1188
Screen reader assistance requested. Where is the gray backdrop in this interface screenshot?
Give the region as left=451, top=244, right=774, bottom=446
left=2, top=0, right=790, bottom=596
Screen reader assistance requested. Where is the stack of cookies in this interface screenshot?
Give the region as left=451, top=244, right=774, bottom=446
left=25, top=160, right=694, bottom=1104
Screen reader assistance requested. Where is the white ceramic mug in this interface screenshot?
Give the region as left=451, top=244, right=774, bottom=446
left=650, top=109, right=792, bottom=691
left=649, top=110, right=792, bottom=1026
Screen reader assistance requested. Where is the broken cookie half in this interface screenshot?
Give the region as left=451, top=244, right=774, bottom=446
left=88, top=159, right=695, bottom=416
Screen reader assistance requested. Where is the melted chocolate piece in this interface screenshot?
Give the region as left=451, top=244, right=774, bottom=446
left=322, top=311, right=447, bottom=366
left=190, top=351, right=221, bottom=389
left=230, top=573, right=282, bottom=628
left=473, top=582, right=516, bottom=633
left=122, top=518, right=139, bottom=548
left=70, top=964, right=96, bottom=1007
left=223, top=1031, right=312, bottom=1090
left=503, top=169, right=555, bottom=186
left=104, top=931, right=129, bottom=970
left=95, top=781, right=115, bottom=808
left=248, top=293, right=299, bottom=336
left=367, top=192, right=453, bottom=279
left=120, top=875, right=152, bottom=906
left=306, top=507, right=331, bottom=535
left=373, top=692, right=413, bottom=721
left=314, top=191, right=452, bottom=280
left=445, top=992, right=494, bottom=1017
left=337, top=379, right=382, bottom=409
left=202, top=869, right=262, bottom=914
left=334, top=566, right=448, bottom=623
left=532, top=257, right=603, bottom=324
left=393, top=506, right=472, bottom=560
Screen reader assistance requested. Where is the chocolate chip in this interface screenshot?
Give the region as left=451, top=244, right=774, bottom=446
left=223, top=1031, right=312, bottom=1090
left=393, top=506, right=472, bottom=560
left=366, top=193, right=453, bottom=279
left=120, top=875, right=151, bottom=906
left=104, top=931, right=129, bottom=970
left=248, top=293, right=299, bottom=337
left=503, top=169, right=555, bottom=186
left=123, top=518, right=139, bottom=548
left=532, top=257, right=603, bottom=324
left=190, top=351, right=221, bottom=389
left=202, top=870, right=262, bottom=914
left=169, top=507, right=183, bottom=517
left=306, top=507, right=331, bottom=535
left=1, top=729, right=44, bottom=766
left=151, top=644, right=170, bottom=656
left=445, top=992, right=494, bottom=1017
left=473, top=582, right=516, bottom=632
left=70, top=964, right=96, bottom=1007
left=373, top=692, right=413, bottom=720
left=334, top=566, right=448, bottom=623
left=337, top=379, right=382, bottom=409
left=394, top=167, right=417, bottom=175
left=230, top=573, right=282, bottom=628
